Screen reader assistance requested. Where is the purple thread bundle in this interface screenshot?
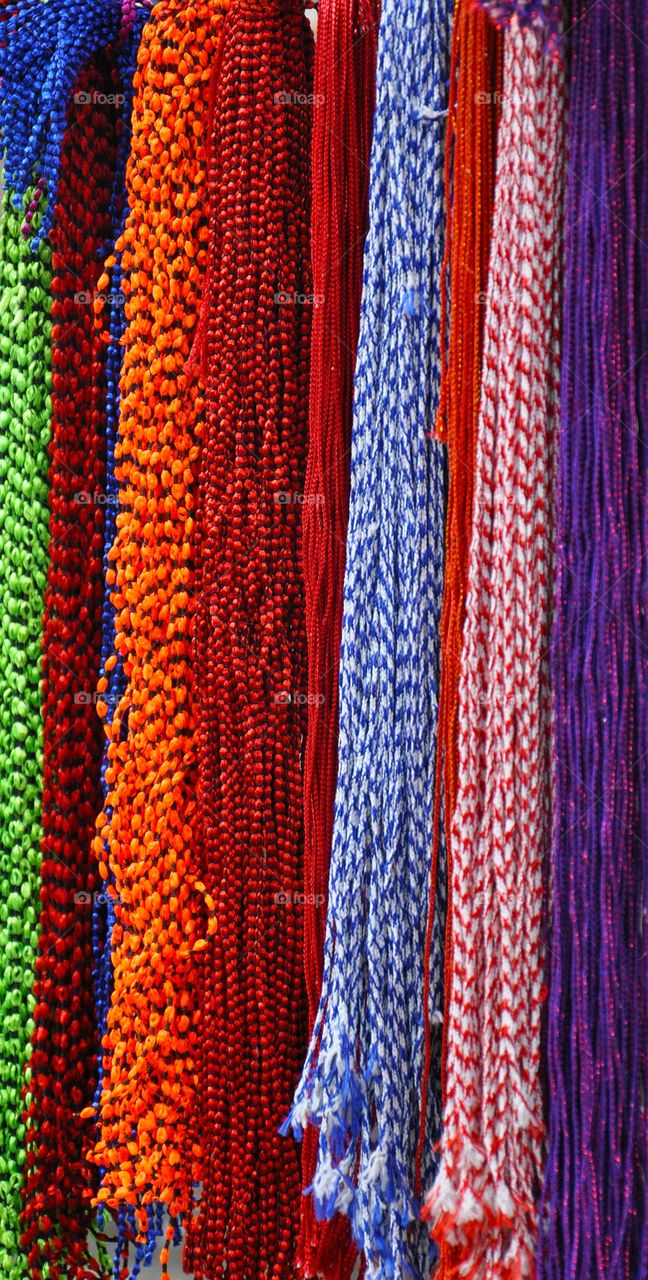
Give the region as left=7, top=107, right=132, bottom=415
left=540, top=1, right=648, bottom=1278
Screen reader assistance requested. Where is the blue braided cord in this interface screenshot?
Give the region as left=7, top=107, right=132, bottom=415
left=0, top=0, right=125, bottom=246
left=285, top=0, right=453, bottom=1274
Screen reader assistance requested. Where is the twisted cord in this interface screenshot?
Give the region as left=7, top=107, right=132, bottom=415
left=419, top=14, right=501, bottom=1238
left=424, top=17, right=565, bottom=1278
left=299, top=0, right=379, bottom=1269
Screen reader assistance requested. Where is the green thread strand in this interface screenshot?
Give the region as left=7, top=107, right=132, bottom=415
left=0, top=189, right=52, bottom=1279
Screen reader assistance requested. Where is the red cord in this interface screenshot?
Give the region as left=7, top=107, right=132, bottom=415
left=190, top=2, right=314, bottom=1278
left=299, top=0, right=378, bottom=1273
left=19, top=57, right=119, bottom=1280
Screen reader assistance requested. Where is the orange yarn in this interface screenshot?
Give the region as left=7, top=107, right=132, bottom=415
left=417, top=0, right=501, bottom=1272
left=87, top=0, right=228, bottom=1244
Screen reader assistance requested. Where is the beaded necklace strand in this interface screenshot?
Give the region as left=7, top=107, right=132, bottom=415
left=188, top=3, right=313, bottom=1275
left=424, top=13, right=565, bottom=1278
left=539, top=2, right=648, bottom=1276
left=0, top=0, right=122, bottom=247
left=287, top=0, right=452, bottom=1271
left=299, top=0, right=378, bottom=1271
left=0, top=188, right=52, bottom=1280
left=87, top=4, right=229, bottom=1272
left=19, top=57, right=120, bottom=1280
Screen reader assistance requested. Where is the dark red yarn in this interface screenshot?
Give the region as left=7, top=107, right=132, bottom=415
left=188, top=3, right=314, bottom=1278
left=20, top=58, right=119, bottom=1280
left=299, top=0, right=378, bottom=1271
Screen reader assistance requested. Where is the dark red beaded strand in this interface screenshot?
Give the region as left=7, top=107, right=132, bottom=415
left=189, top=3, right=314, bottom=1278
left=19, top=58, right=119, bottom=1280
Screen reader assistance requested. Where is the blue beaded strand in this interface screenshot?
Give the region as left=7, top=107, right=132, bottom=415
left=0, top=0, right=123, bottom=246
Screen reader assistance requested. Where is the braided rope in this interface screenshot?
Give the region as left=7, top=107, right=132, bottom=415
left=419, top=18, right=500, bottom=1246
left=299, top=0, right=378, bottom=1269
left=539, top=2, right=648, bottom=1275
left=418, top=9, right=499, bottom=1278
left=189, top=3, right=313, bottom=1274
left=287, top=0, right=452, bottom=1273
left=424, top=18, right=565, bottom=1279
left=19, top=58, right=120, bottom=1280
left=0, top=188, right=52, bottom=1280
left=87, top=6, right=228, bottom=1271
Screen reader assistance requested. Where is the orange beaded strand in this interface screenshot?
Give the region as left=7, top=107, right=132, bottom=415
left=87, top=0, right=229, bottom=1252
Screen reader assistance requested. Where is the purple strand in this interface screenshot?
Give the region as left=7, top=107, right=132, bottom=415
left=540, top=2, right=648, bottom=1278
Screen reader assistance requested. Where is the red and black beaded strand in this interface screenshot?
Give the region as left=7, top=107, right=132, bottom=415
left=189, top=2, right=314, bottom=1277
left=19, top=57, right=120, bottom=1280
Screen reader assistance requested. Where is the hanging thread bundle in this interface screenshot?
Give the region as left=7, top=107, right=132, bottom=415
left=539, top=2, right=648, bottom=1276
left=0, top=188, right=52, bottom=1280
left=88, top=2, right=228, bottom=1265
left=19, top=57, right=120, bottom=1280
left=287, top=0, right=452, bottom=1271
left=189, top=3, right=313, bottom=1275
left=420, top=2, right=500, bottom=1188
left=299, top=0, right=379, bottom=1270
left=424, top=11, right=565, bottom=1277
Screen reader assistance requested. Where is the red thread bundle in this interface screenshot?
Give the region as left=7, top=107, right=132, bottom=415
left=299, top=0, right=379, bottom=1270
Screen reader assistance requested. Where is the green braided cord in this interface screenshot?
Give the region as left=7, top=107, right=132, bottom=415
left=0, top=189, right=52, bottom=1279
